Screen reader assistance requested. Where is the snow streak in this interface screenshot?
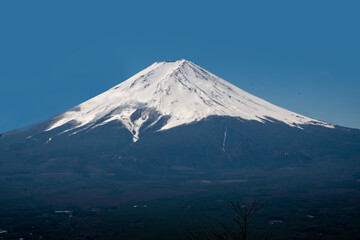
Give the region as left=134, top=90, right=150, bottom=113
left=222, top=127, right=227, bottom=152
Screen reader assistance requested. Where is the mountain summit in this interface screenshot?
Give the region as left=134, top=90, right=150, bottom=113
left=46, top=59, right=332, bottom=142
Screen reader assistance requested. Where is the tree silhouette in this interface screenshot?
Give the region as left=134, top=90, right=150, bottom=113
left=187, top=200, right=267, bottom=240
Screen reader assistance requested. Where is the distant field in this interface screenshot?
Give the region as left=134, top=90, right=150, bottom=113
left=1, top=171, right=360, bottom=240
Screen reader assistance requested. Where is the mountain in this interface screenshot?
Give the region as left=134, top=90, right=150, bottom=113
left=0, top=59, right=359, bottom=205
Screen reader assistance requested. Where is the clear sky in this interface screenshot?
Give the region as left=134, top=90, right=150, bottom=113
left=1, top=0, right=359, bottom=132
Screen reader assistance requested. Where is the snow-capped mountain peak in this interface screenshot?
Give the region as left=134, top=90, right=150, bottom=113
left=46, top=59, right=333, bottom=142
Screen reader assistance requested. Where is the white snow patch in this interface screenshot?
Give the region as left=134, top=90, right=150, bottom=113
left=45, top=59, right=334, bottom=141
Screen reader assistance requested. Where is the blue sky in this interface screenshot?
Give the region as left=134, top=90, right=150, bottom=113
left=1, top=0, right=359, bottom=131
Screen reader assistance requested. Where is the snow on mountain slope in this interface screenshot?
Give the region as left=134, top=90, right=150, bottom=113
left=46, top=59, right=333, bottom=142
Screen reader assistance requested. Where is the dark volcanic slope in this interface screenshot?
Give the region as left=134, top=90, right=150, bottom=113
left=1, top=116, right=359, bottom=177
